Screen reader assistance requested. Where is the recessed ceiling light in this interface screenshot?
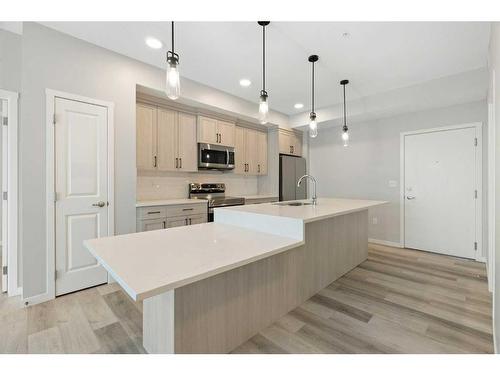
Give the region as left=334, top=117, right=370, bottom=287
left=145, top=37, right=163, bottom=49
left=342, top=32, right=350, bottom=38
left=239, top=79, right=252, bottom=87
left=294, top=103, right=304, bottom=109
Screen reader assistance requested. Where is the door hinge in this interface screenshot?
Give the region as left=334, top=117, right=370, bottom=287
left=2, top=191, right=7, bottom=200
left=2, top=117, right=7, bottom=126
left=474, top=137, right=478, bottom=146
left=474, top=242, right=478, bottom=251
left=2, top=265, right=7, bottom=275
left=474, top=190, right=478, bottom=199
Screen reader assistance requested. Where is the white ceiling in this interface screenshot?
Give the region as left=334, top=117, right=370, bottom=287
left=40, top=22, right=491, bottom=115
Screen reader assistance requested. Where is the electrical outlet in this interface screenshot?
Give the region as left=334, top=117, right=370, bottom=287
left=372, top=217, right=378, bottom=225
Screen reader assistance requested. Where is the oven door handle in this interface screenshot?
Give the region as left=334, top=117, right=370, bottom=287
left=226, top=149, right=229, bottom=167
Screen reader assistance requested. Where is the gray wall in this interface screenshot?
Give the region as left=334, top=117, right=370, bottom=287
left=488, top=21, right=500, bottom=354
left=309, top=100, right=488, bottom=255
left=0, top=29, right=22, bottom=93
left=20, top=23, right=163, bottom=298
left=0, top=29, right=22, bottom=254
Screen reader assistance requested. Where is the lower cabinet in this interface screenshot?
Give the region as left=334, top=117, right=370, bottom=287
left=137, top=203, right=207, bottom=232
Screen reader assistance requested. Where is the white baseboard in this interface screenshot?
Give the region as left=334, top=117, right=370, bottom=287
left=368, top=238, right=403, bottom=248
left=475, top=256, right=487, bottom=264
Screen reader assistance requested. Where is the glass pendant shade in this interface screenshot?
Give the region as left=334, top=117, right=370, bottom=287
left=166, top=58, right=180, bottom=100
left=342, top=128, right=349, bottom=147
left=309, top=112, right=318, bottom=138
left=258, top=91, right=269, bottom=124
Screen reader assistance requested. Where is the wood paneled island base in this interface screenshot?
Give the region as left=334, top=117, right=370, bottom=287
left=144, top=210, right=368, bottom=353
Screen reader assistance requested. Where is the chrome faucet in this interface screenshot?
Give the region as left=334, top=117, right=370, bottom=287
left=297, top=174, right=317, bottom=205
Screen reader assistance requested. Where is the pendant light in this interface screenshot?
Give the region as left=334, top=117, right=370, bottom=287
left=258, top=21, right=270, bottom=124
left=308, top=55, right=319, bottom=138
left=340, top=79, right=349, bottom=146
left=166, top=21, right=180, bottom=100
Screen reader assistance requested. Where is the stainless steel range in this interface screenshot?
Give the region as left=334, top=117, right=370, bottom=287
left=189, top=183, right=245, bottom=222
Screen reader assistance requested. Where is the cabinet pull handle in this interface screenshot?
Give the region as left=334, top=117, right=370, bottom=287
left=182, top=208, right=194, bottom=211
left=147, top=211, right=161, bottom=214
left=179, top=158, right=182, bottom=169
left=219, top=133, right=222, bottom=143
left=189, top=218, right=192, bottom=225
left=258, top=164, right=260, bottom=173
left=185, top=218, right=188, bottom=225
left=163, top=221, right=166, bottom=228
left=154, top=155, right=157, bottom=167
left=175, top=158, right=178, bottom=168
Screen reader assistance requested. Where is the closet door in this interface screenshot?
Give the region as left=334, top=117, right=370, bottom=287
left=156, top=108, right=178, bottom=171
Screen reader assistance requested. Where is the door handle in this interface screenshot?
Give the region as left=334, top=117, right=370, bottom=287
left=406, top=196, right=416, bottom=200
left=92, top=201, right=106, bottom=208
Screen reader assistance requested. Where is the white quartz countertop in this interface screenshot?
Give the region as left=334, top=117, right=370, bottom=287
left=84, top=223, right=302, bottom=301
left=216, top=198, right=386, bottom=224
left=242, top=195, right=279, bottom=201
left=136, top=198, right=207, bottom=207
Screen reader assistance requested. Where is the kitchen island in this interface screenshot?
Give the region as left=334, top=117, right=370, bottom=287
left=84, top=198, right=385, bottom=353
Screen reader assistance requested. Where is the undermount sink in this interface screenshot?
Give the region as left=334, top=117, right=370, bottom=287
left=273, top=201, right=315, bottom=206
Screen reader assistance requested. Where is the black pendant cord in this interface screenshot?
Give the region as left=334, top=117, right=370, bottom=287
left=343, top=83, right=346, bottom=127
left=262, top=24, right=266, bottom=92
left=311, top=61, right=315, bottom=113
left=171, top=21, right=175, bottom=54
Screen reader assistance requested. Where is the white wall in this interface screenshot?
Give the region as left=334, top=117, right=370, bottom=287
left=488, top=21, right=500, bottom=354
left=19, top=22, right=286, bottom=301
left=309, top=100, right=488, bottom=253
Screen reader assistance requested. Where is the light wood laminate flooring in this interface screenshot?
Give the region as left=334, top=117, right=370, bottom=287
left=0, top=244, right=493, bottom=354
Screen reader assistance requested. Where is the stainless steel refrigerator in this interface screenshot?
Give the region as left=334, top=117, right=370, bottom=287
left=279, top=155, right=307, bottom=201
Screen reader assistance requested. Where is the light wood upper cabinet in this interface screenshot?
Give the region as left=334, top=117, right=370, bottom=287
left=257, top=131, right=268, bottom=175
left=136, top=104, right=198, bottom=172
left=279, top=129, right=303, bottom=156
left=245, top=129, right=259, bottom=175
left=197, top=115, right=235, bottom=147
left=197, top=116, right=218, bottom=144
left=234, top=126, right=268, bottom=176
left=234, top=126, right=246, bottom=174
left=177, top=113, right=198, bottom=172
left=156, top=108, right=177, bottom=171
left=136, top=104, right=157, bottom=170
left=217, top=120, right=235, bottom=147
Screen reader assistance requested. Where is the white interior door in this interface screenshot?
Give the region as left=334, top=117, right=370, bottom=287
left=1, top=100, right=7, bottom=292
left=55, top=97, right=109, bottom=296
left=404, top=126, right=477, bottom=259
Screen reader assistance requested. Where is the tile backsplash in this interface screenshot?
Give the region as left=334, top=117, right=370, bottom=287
left=137, top=170, right=259, bottom=201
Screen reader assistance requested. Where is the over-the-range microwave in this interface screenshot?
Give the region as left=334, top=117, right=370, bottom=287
left=198, top=143, right=235, bottom=171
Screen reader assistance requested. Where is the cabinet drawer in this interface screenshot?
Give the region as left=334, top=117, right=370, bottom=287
left=166, top=203, right=206, bottom=218
left=187, top=213, right=208, bottom=225
left=137, top=206, right=167, bottom=220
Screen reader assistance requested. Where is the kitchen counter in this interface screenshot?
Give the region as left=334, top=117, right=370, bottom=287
left=217, top=198, right=384, bottom=224
left=85, top=223, right=301, bottom=301
left=136, top=198, right=207, bottom=207
left=241, top=194, right=278, bottom=200
left=85, top=197, right=386, bottom=353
